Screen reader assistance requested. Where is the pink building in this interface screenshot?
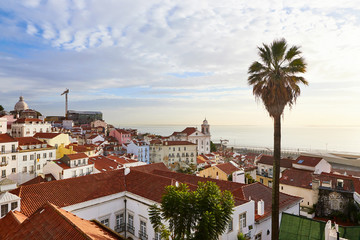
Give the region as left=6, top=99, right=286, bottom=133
left=109, top=128, right=131, bottom=145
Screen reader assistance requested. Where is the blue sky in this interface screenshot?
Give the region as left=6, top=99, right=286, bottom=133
left=0, top=0, right=359, bottom=127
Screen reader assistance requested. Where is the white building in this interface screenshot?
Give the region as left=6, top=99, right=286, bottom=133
left=43, top=153, right=94, bottom=180
left=0, top=118, right=7, bottom=134
left=149, top=140, right=197, bottom=169
left=0, top=178, right=20, bottom=219
left=0, top=134, right=18, bottom=180
left=126, top=140, right=150, bottom=164
left=10, top=118, right=52, bottom=138
left=169, top=119, right=211, bottom=155
left=11, top=163, right=301, bottom=240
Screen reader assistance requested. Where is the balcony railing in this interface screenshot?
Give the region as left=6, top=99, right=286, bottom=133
left=127, top=224, right=135, bottom=235
left=0, top=161, right=8, bottom=167
left=114, top=223, right=126, bottom=233
left=139, top=230, right=148, bottom=240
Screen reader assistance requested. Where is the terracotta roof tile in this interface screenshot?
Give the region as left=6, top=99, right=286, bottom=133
left=3, top=203, right=122, bottom=240
left=0, top=211, right=25, bottom=239
left=257, top=155, right=294, bottom=168
left=0, top=133, right=17, bottom=143
left=15, top=137, right=44, bottom=146
left=10, top=171, right=126, bottom=216
left=14, top=118, right=44, bottom=124
left=181, top=127, right=197, bottom=136
left=216, top=162, right=240, bottom=175
left=163, top=141, right=196, bottom=146
left=294, top=155, right=323, bottom=167
left=280, top=168, right=314, bottom=189
left=33, top=132, right=61, bottom=139
left=89, top=156, right=122, bottom=172
left=241, top=182, right=301, bottom=221
left=64, top=152, right=88, bottom=160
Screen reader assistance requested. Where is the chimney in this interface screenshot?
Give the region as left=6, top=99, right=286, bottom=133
left=257, top=199, right=264, bottom=216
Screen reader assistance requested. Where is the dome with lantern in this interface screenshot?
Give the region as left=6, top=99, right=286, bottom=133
left=14, top=96, right=29, bottom=112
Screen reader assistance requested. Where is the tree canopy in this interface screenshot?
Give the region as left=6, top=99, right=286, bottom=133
left=149, top=181, right=234, bottom=240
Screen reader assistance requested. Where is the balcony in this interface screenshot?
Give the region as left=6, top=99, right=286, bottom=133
left=127, top=224, right=135, bottom=235
left=139, top=230, right=148, bottom=240
left=0, top=161, right=8, bottom=167
left=114, top=223, right=126, bottom=233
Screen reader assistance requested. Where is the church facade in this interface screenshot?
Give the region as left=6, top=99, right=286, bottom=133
left=169, top=119, right=211, bottom=155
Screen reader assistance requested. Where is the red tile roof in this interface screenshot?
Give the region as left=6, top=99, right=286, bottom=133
left=0, top=211, right=25, bottom=239
left=216, top=162, right=240, bottom=175
left=163, top=141, right=196, bottom=146
left=257, top=155, right=294, bottom=168
left=241, top=182, right=301, bottom=221
left=107, top=155, right=138, bottom=164
left=33, top=132, right=61, bottom=139
left=10, top=170, right=127, bottom=217
left=14, top=118, right=44, bottom=123
left=3, top=203, right=122, bottom=240
left=89, top=156, right=122, bottom=172
left=280, top=168, right=314, bottom=189
left=0, top=133, right=17, bottom=143
left=115, top=129, right=130, bottom=134
left=64, top=152, right=88, bottom=160
left=15, top=137, right=44, bottom=146
left=181, top=127, right=197, bottom=136
left=294, top=155, right=323, bottom=167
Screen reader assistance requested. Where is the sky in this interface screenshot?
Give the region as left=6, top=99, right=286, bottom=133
left=0, top=0, right=359, bottom=127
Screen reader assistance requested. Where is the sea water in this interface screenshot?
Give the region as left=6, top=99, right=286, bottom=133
left=119, top=124, right=360, bottom=154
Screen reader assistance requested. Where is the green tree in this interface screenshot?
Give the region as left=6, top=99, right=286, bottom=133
left=247, top=38, right=307, bottom=239
left=149, top=181, right=234, bottom=240
left=210, top=141, right=217, bottom=152
left=0, top=105, right=4, bottom=111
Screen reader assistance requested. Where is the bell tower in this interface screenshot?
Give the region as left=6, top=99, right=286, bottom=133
left=201, top=118, right=210, bottom=135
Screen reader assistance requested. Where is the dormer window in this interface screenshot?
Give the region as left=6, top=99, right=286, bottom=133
left=337, top=179, right=344, bottom=188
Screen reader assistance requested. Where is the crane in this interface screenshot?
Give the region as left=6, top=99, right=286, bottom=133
left=61, top=88, right=69, bottom=119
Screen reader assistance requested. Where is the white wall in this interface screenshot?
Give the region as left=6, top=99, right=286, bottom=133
left=314, top=159, right=331, bottom=174
left=0, top=118, right=7, bottom=134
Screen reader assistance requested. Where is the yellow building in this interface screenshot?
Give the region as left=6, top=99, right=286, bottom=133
left=57, top=143, right=96, bottom=158
left=199, top=162, right=240, bottom=181
left=255, top=155, right=294, bottom=188
left=34, top=133, right=71, bottom=158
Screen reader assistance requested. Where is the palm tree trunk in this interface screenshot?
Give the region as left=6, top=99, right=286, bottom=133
left=272, top=114, right=281, bottom=240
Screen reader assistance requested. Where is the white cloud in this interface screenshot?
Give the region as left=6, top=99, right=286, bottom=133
left=0, top=0, right=359, bottom=127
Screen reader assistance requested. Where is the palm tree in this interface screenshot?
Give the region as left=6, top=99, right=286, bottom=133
left=248, top=38, right=307, bottom=239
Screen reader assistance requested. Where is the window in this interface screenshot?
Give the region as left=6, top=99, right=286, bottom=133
left=239, top=212, right=246, bottom=231
left=37, top=154, right=40, bottom=159
left=11, top=144, right=15, bottom=152
left=23, top=167, right=27, bottom=173
left=228, top=218, right=233, bottom=232
left=30, top=155, right=34, bottom=160
left=1, top=204, right=8, bottom=217
left=43, top=153, right=47, bottom=158
left=37, top=165, right=40, bottom=170
left=1, top=146, right=4, bottom=153
left=128, top=214, right=134, bottom=226
left=116, top=213, right=124, bottom=226
left=11, top=202, right=18, bottom=210
left=49, top=152, right=53, bottom=158
left=140, top=220, right=146, bottom=234
left=268, top=181, right=272, bottom=188
left=100, top=218, right=109, bottom=227
left=260, top=178, right=264, bottom=184
left=255, top=232, right=262, bottom=240
left=12, top=168, right=16, bottom=173
left=72, top=171, right=76, bottom=177
left=12, top=155, right=16, bottom=160
left=1, top=156, right=5, bottom=162
left=23, top=155, right=27, bottom=161
left=154, top=232, right=161, bottom=240
left=1, top=170, right=5, bottom=178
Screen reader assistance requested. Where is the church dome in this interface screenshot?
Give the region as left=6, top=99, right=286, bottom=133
left=14, top=96, right=29, bottom=112
left=203, top=118, right=208, bottom=125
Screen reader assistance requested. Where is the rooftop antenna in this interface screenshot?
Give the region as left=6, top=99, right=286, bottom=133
left=61, top=89, right=69, bottom=119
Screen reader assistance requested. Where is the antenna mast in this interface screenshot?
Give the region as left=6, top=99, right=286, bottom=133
left=61, top=89, right=69, bottom=119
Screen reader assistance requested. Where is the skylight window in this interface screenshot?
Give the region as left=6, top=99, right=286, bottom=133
left=298, top=160, right=304, bottom=164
